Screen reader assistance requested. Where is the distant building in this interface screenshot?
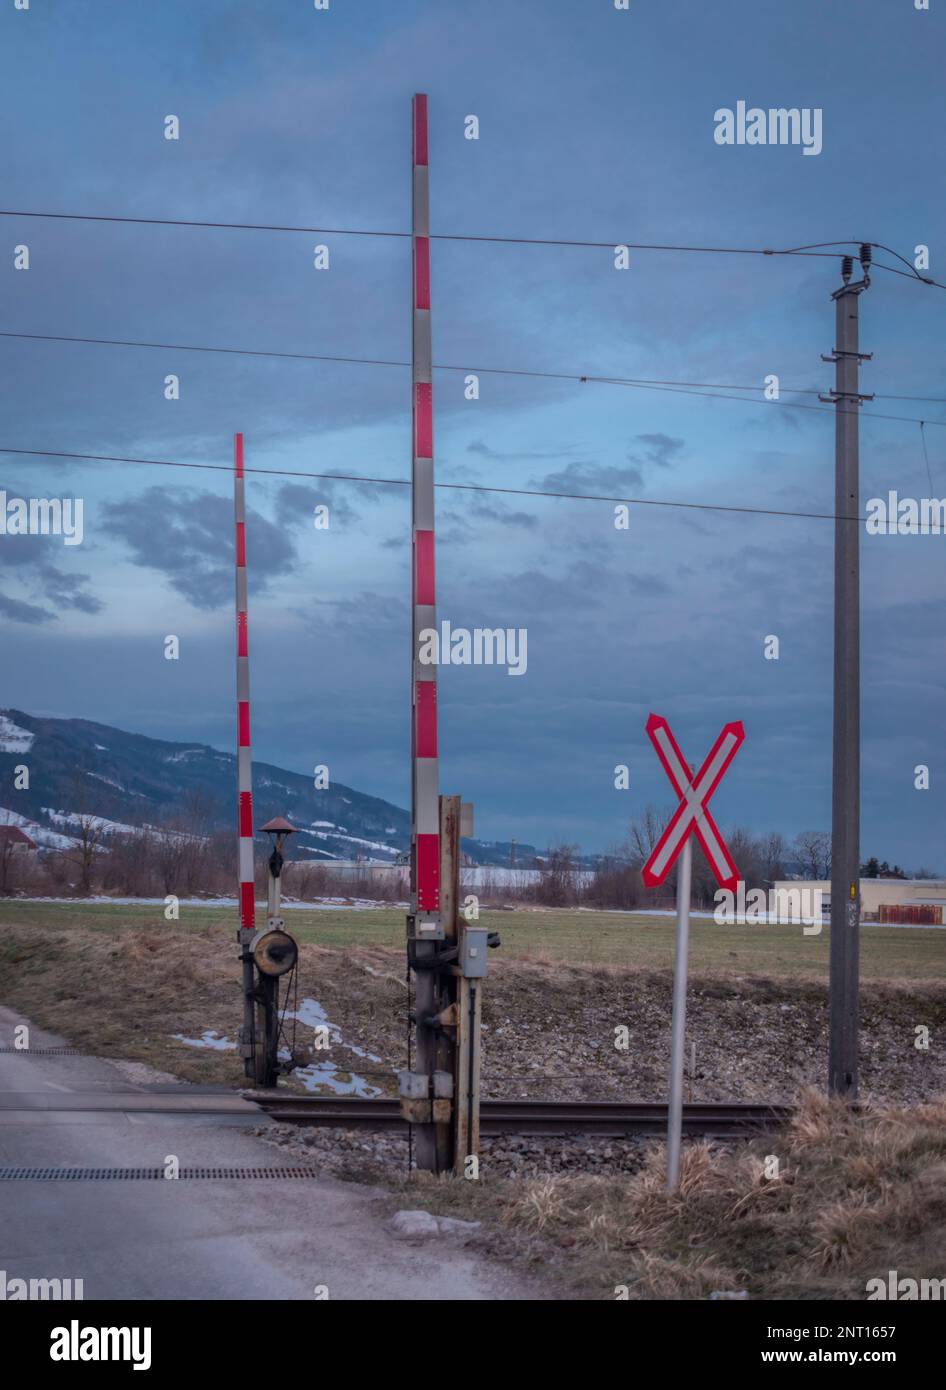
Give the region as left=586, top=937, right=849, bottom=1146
left=774, top=878, right=946, bottom=925
left=0, top=826, right=37, bottom=853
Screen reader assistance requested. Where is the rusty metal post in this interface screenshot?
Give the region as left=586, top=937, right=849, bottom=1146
left=434, top=795, right=461, bottom=1171
left=454, top=800, right=483, bottom=1174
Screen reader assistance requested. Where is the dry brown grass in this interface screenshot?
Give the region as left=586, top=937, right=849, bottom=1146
left=1, top=913, right=944, bottom=1110
left=485, top=1091, right=946, bottom=1298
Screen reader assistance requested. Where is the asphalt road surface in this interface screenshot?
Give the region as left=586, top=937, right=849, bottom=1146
left=0, top=1006, right=538, bottom=1301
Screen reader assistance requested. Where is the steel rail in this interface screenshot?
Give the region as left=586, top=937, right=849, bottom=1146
left=0, top=1081, right=792, bottom=1135
left=245, top=1094, right=792, bottom=1136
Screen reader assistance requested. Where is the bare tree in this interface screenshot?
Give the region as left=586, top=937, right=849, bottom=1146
left=587, top=848, right=642, bottom=909
left=0, top=834, right=18, bottom=895
left=759, top=831, right=788, bottom=884
left=59, top=774, right=110, bottom=895
left=793, top=829, right=831, bottom=880
left=627, top=805, right=673, bottom=865
left=534, top=843, right=580, bottom=906
left=153, top=826, right=191, bottom=897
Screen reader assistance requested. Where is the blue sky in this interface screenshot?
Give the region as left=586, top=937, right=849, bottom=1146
left=0, top=0, right=944, bottom=867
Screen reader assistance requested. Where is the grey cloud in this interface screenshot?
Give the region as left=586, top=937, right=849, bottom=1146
left=103, top=487, right=295, bottom=610
left=275, top=482, right=360, bottom=530
left=628, top=433, right=685, bottom=470
left=627, top=572, right=671, bottom=596
left=0, top=591, right=55, bottom=624
left=469, top=498, right=538, bottom=529
left=0, top=529, right=102, bottom=620
left=439, top=498, right=539, bottom=542
left=531, top=461, right=645, bottom=494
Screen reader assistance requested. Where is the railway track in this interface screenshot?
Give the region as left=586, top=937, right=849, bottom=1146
left=246, top=1094, right=792, bottom=1137
left=0, top=1076, right=792, bottom=1137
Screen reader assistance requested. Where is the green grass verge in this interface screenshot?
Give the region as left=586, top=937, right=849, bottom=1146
left=1, top=899, right=944, bottom=980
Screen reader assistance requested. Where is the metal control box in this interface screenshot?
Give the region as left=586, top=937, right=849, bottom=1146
left=406, top=913, right=445, bottom=942
left=460, top=927, right=488, bottom=978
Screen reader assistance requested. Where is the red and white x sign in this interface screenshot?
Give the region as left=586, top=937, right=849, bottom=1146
left=642, top=713, right=745, bottom=892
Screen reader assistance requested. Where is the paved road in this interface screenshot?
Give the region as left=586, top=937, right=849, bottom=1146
left=0, top=1007, right=539, bottom=1301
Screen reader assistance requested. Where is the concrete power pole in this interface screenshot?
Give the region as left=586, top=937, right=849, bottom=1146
left=822, top=250, right=872, bottom=1099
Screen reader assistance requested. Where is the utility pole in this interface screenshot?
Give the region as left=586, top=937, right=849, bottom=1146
left=233, top=432, right=258, bottom=1083
left=821, top=249, right=872, bottom=1099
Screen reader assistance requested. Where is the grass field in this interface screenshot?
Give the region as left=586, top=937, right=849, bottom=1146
left=2, top=898, right=944, bottom=980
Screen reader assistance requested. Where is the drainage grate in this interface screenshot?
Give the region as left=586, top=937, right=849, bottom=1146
left=0, top=1166, right=321, bottom=1181
left=0, top=1047, right=84, bottom=1056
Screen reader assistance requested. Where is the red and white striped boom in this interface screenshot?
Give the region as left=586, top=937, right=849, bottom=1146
left=233, top=432, right=255, bottom=933
left=411, top=93, right=440, bottom=926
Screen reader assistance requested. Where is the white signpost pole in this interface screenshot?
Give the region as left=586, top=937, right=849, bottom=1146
left=666, top=836, right=692, bottom=1192
left=641, top=714, right=744, bottom=1192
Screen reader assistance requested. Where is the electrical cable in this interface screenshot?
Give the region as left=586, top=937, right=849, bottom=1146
left=1, top=208, right=943, bottom=286
left=0, top=443, right=884, bottom=523
left=2, top=328, right=945, bottom=422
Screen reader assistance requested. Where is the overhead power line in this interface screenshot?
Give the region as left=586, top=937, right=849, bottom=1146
left=2, top=328, right=945, bottom=426
left=0, top=208, right=941, bottom=287
left=0, top=443, right=894, bottom=524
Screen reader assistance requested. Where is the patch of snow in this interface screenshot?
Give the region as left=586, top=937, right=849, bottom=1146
left=286, top=996, right=384, bottom=1096
left=86, top=772, right=148, bottom=799
left=40, top=808, right=198, bottom=843
left=43, top=807, right=138, bottom=836
left=86, top=772, right=124, bottom=791
left=337, top=834, right=399, bottom=854
left=0, top=807, right=77, bottom=850
left=0, top=715, right=34, bottom=754
left=290, top=996, right=382, bottom=1060
left=291, top=1061, right=381, bottom=1097
left=172, top=1030, right=236, bottom=1051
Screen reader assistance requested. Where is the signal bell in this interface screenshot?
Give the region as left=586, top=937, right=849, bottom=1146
left=251, top=929, right=298, bottom=977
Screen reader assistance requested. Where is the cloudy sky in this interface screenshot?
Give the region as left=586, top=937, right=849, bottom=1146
left=0, top=0, right=944, bottom=868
